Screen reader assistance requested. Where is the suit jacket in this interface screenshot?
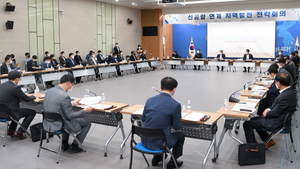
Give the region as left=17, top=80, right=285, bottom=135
left=279, top=67, right=294, bottom=86
left=59, top=56, right=66, bottom=66
left=51, top=59, right=59, bottom=68
left=129, top=55, right=138, bottom=61
left=113, top=46, right=120, bottom=55
left=74, top=55, right=83, bottom=65
left=217, top=54, right=226, bottom=59
left=117, top=55, right=124, bottom=62
left=1, top=62, right=12, bottom=74
left=142, top=92, right=182, bottom=149
left=87, top=57, right=98, bottom=65
left=109, top=56, right=119, bottom=63
left=243, top=54, right=253, bottom=60
left=27, top=60, right=40, bottom=71
left=43, top=86, right=85, bottom=134
left=96, top=54, right=106, bottom=63
left=287, top=61, right=297, bottom=75
left=194, top=53, right=202, bottom=59
left=172, top=53, right=181, bottom=58
left=276, top=54, right=284, bottom=59
left=291, top=55, right=300, bottom=66
left=65, top=58, right=77, bottom=67
left=258, top=88, right=297, bottom=131
left=140, top=54, right=147, bottom=61
left=0, top=81, right=35, bottom=119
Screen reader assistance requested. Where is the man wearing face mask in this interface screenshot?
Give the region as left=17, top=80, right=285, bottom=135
left=276, top=50, right=284, bottom=60
left=87, top=52, right=101, bottom=80
left=66, top=53, right=82, bottom=84
left=278, top=58, right=294, bottom=85
left=96, top=50, right=106, bottom=64
left=59, top=51, right=66, bottom=67
left=216, top=50, right=226, bottom=71
left=113, top=43, right=121, bottom=55
left=1, top=55, right=17, bottom=74
left=41, top=56, right=55, bottom=87
left=74, top=51, right=83, bottom=65
left=50, top=54, right=59, bottom=69
left=243, top=72, right=296, bottom=149
left=193, top=49, right=202, bottom=70
left=243, top=49, right=254, bottom=72
left=43, top=74, right=93, bottom=153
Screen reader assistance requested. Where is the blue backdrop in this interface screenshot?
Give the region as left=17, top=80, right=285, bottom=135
left=173, top=24, right=207, bottom=58
left=173, top=21, right=300, bottom=59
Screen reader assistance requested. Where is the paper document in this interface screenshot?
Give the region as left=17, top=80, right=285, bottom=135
left=132, top=108, right=144, bottom=115
left=251, top=91, right=265, bottom=95
left=245, top=97, right=261, bottom=102
left=79, top=96, right=102, bottom=105
left=76, top=104, right=111, bottom=110
left=181, top=112, right=188, bottom=118
left=251, top=86, right=265, bottom=92
left=260, top=80, right=273, bottom=85
left=183, top=112, right=206, bottom=122
left=232, top=102, right=256, bottom=113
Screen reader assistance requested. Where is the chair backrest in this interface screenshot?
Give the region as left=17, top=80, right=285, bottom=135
left=282, top=111, right=295, bottom=133
left=0, top=102, right=9, bottom=119
left=42, top=111, right=65, bottom=132
left=132, top=125, right=166, bottom=141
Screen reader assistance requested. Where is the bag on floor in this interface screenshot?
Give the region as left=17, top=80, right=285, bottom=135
left=238, top=143, right=265, bottom=166
left=30, top=122, right=53, bottom=142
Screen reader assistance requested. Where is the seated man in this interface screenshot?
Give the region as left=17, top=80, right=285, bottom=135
left=1, top=55, right=16, bottom=74
left=243, top=72, right=297, bottom=148
left=0, top=71, right=38, bottom=139
left=87, top=51, right=101, bottom=79
left=216, top=50, right=226, bottom=71
left=242, top=49, right=254, bottom=72
left=109, top=53, right=122, bottom=77
left=142, top=77, right=185, bottom=169
left=43, top=74, right=93, bottom=153
left=66, top=53, right=82, bottom=84
left=193, top=49, right=202, bottom=70
left=41, top=56, right=55, bottom=87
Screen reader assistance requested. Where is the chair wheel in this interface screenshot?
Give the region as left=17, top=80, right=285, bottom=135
left=120, top=155, right=123, bottom=159
left=212, top=158, right=217, bottom=162
left=37, top=155, right=39, bottom=157
left=104, top=153, right=107, bottom=157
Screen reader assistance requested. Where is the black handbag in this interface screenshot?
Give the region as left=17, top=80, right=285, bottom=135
left=238, top=143, right=265, bottom=166
left=30, top=122, right=53, bottom=142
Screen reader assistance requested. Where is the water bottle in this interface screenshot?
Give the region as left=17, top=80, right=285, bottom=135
left=223, top=99, right=228, bottom=110
left=101, top=93, right=106, bottom=103
left=182, top=105, right=186, bottom=111
left=34, top=85, right=40, bottom=94
left=187, top=100, right=192, bottom=112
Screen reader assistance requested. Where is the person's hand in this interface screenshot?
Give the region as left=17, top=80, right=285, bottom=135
left=262, top=109, right=269, bottom=117
left=32, top=66, right=36, bottom=68
left=74, top=98, right=82, bottom=105
left=84, top=106, right=93, bottom=113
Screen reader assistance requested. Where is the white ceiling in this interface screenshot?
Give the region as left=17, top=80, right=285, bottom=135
left=95, top=0, right=298, bottom=9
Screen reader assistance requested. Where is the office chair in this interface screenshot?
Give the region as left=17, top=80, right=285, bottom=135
left=37, top=111, right=86, bottom=164
left=260, top=112, right=296, bottom=163
left=129, top=125, right=178, bottom=169
left=0, top=102, right=32, bottom=147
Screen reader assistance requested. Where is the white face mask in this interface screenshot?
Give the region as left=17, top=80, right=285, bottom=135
left=197, top=51, right=200, bottom=53
left=45, top=61, right=50, bottom=64
left=279, top=52, right=282, bottom=55
left=92, top=55, right=95, bottom=57
left=71, top=56, right=74, bottom=59
left=10, top=60, right=13, bottom=64
left=69, top=85, right=73, bottom=91
left=275, top=83, right=279, bottom=89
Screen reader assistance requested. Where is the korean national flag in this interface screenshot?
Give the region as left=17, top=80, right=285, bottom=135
left=189, top=37, right=195, bottom=58
left=295, top=36, right=300, bottom=51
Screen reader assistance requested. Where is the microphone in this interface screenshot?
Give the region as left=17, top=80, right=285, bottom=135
left=85, top=89, right=97, bottom=96
left=151, top=87, right=161, bottom=93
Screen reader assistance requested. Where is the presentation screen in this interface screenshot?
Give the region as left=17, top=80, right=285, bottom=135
left=207, top=21, right=275, bottom=58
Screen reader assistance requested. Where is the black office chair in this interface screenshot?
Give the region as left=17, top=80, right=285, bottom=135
left=37, top=111, right=86, bottom=164
left=129, top=125, right=178, bottom=169
left=0, top=102, right=32, bottom=147
left=260, top=112, right=296, bottom=163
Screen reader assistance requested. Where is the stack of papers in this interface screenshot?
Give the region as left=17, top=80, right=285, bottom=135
left=183, top=112, right=206, bottom=122
left=251, top=86, right=265, bottom=92
left=76, top=104, right=112, bottom=109
left=79, top=96, right=102, bottom=105
left=132, top=108, right=144, bottom=115
left=251, top=91, right=265, bottom=95
left=181, top=112, right=188, bottom=118
left=232, top=102, right=256, bottom=113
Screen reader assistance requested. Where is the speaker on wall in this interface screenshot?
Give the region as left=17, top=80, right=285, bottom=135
left=127, top=18, right=133, bottom=24
left=6, top=20, right=14, bottom=29
left=5, top=2, right=15, bottom=12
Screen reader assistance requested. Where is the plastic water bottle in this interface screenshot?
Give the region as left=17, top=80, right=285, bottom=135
left=182, top=105, right=186, bottom=111
left=187, top=100, right=192, bottom=112
left=223, top=99, right=228, bottom=110
left=101, top=93, right=106, bottom=103
left=34, top=85, right=40, bottom=94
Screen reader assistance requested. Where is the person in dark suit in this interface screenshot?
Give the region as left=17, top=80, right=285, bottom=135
left=243, top=49, right=254, bottom=72
left=256, top=64, right=280, bottom=116
left=41, top=56, right=55, bottom=87
left=66, top=53, right=81, bottom=84
left=27, top=55, right=40, bottom=71
left=43, top=51, right=50, bottom=61
left=87, top=52, right=101, bottom=79
left=113, top=43, right=120, bottom=56
left=129, top=50, right=139, bottom=74
left=0, top=71, right=38, bottom=139
left=96, top=50, right=106, bottom=64
left=10, top=54, right=17, bottom=68
left=243, top=72, right=297, bottom=149
left=74, top=51, right=83, bottom=65
left=1, top=55, right=16, bottom=74
left=278, top=58, right=295, bottom=84
left=43, top=74, right=93, bottom=153
left=109, top=53, right=122, bottom=77
left=290, top=51, right=299, bottom=68
left=193, top=49, right=202, bottom=70
left=59, top=51, right=66, bottom=67
left=276, top=50, right=284, bottom=60
left=284, top=55, right=296, bottom=77
left=85, top=50, right=93, bottom=60
left=117, top=51, right=125, bottom=62
left=171, top=51, right=180, bottom=69
left=142, top=77, right=185, bottom=168
left=50, top=54, right=59, bottom=69
left=216, top=50, right=226, bottom=71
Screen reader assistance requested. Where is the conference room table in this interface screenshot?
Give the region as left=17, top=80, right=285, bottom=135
left=162, top=58, right=275, bottom=72
left=20, top=96, right=129, bottom=157
left=120, top=104, right=223, bottom=169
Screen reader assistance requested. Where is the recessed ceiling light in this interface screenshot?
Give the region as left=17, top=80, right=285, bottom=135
left=132, top=3, right=135, bottom=5
left=115, top=0, right=118, bottom=1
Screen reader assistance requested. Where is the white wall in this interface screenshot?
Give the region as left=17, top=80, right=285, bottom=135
left=163, top=1, right=300, bottom=14
left=116, top=5, right=141, bottom=56
left=0, top=0, right=29, bottom=68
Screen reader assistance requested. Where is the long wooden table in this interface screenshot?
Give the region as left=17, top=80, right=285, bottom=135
left=120, top=104, right=223, bottom=169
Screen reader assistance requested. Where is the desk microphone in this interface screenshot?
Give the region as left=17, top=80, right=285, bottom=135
left=151, top=87, right=161, bottom=93
left=85, top=89, right=97, bottom=96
